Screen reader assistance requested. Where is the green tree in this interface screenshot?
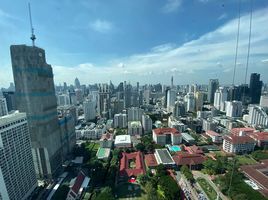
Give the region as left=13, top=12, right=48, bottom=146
left=137, top=174, right=149, bottom=186
left=136, top=143, right=146, bottom=152
left=158, top=176, right=180, bottom=200
left=180, top=165, right=194, bottom=183
left=145, top=182, right=158, bottom=200
left=95, top=187, right=115, bottom=200
left=156, top=164, right=166, bottom=177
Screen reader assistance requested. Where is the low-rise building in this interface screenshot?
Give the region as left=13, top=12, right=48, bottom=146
left=172, top=152, right=206, bottom=169
left=249, top=132, right=268, bottom=148
left=115, top=135, right=132, bottom=148
left=153, top=128, right=182, bottom=145
left=154, top=149, right=176, bottom=167
left=168, top=116, right=187, bottom=132
left=66, top=171, right=90, bottom=200
left=184, top=145, right=204, bottom=154
left=99, top=133, right=113, bottom=148
left=119, top=151, right=145, bottom=180
left=96, top=148, right=111, bottom=160
left=181, top=132, right=196, bottom=144
left=241, top=160, right=268, bottom=198
left=206, top=130, right=223, bottom=143
left=144, top=154, right=158, bottom=169
left=223, top=134, right=256, bottom=154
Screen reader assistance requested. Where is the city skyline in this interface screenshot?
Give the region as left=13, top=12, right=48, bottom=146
left=0, top=0, right=268, bottom=87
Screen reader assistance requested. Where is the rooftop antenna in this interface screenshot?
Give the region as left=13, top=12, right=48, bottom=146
left=28, top=3, right=36, bottom=46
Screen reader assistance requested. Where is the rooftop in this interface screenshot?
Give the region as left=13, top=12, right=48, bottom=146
left=181, top=132, right=195, bottom=141
left=119, top=151, right=145, bottom=177
left=206, top=130, right=220, bottom=137
left=231, top=127, right=255, bottom=136
left=223, top=135, right=255, bottom=145
left=155, top=149, right=175, bottom=165
left=153, top=128, right=180, bottom=136
left=115, top=135, right=131, bottom=145
left=144, top=154, right=158, bottom=167
left=241, top=160, right=268, bottom=197
left=173, top=152, right=206, bottom=166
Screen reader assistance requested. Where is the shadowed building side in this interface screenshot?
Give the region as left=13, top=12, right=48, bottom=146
left=10, top=45, right=62, bottom=179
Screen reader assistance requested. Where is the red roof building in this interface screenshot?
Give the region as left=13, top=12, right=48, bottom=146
left=144, top=154, right=158, bottom=168
left=231, top=127, right=255, bottom=136
left=119, top=151, right=146, bottom=179
left=206, top=130, right=223, bottom=143
left=223, top=135, right=256, bottom=154
left=184, top=145, right=204, bottom=155
left=241, top=160, right=268, bottom=198
left=249, top=132, right=268, bottom=148
left=172, top=152, right=206, bottom=169
left=153, top=128, right=182, bottom=145
left=67, top=171, right=90, bottom=200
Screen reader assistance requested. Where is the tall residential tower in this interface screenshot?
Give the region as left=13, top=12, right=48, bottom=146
left=10, top=45, right=62, bottom=178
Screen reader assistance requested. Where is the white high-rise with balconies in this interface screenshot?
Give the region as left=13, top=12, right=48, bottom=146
left=248, top=105, right=268, bottom=128
left=214, top=87, right=227, bottom=111
left=185, top=93, right=195, bottom=112
left=0, top=112, right=37, bottom=200
left=83, top=99, right=96, bottom=121
left=114, top=113, right=127, bottom=128
left=142, top=114, right=152, bottom=133
left=225, top=101, right=242, bottom=118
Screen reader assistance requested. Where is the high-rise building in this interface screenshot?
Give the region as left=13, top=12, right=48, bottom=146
left=2, top=91, right=16, bottom=111
left=0, top=97, right=8, bottom=116
left=214, top=87, right=227, bottom=111
left=0, top=112, right=37, bottom=200
left=248, top=105, right=268, bottom=128
left=249, top=73, right=262, bottom=104
left=225, top=101, right=242, bottom=118
left=83, top=99, right=96, bottom=121
left=208, top=79, right=219, bottom=104
left=114, top=113, right=127, bottom=128
left=167, top=89, right=176, bottom=112
left=124, top=83, right=132, bottom=108
left=98, top=83, right=111, bottom=118
left=74, top=77, right=81, bottom=89
left=173, top=101, right=186, bottom=117
left=185, top=93, right=195, bottom=112
left=10, top=45, right=62, bottom=178
left=142, top=114, right=152, bottom=133
left=57, top=93, right=71, bottom=106
left=195, top=91, right=204, bottom=111
left=127, top=107, right=144, bottom=121
left=260, top=95, right=268, bottom=107
left=58, top=106, right=76, bottom=157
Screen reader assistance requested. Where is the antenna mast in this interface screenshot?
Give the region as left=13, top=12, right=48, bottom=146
left=28, top=3, right=36, bottom=46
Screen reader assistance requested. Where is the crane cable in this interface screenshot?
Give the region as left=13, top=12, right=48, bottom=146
left=232, top=0, right=241, bottom=86
left=242, top=0, right=253, bottom=103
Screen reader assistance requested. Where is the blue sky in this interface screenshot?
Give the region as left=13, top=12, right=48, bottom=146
left=0, top=0, right=268, bottom=87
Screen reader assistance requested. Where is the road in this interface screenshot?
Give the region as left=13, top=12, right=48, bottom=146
left=192, top=171, right=229, bottom=200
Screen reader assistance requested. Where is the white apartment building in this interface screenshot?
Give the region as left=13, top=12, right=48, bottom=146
left=0, top=112, right=37, bottom=200
left=142, top=114, right=152, bottom=133
left=128, top=121, right=143, bottom=135
left=225, top=101, right=242, bottom=118
left=127, top=107, right=144, bottom=121
left=248, top=105, right=268, bottom=128
left=185, top=93, right=195, bottom=112
left=214, top=87, right=227, bottom=111
left=83, top=99, right=96, bottom=121
left=167, top=89, right=176, bottom=112
left=114, top=113, right=127, bottom=128
left=57, top=94, right=70, bottom=106
left=223, top=134, right=256, bottom=154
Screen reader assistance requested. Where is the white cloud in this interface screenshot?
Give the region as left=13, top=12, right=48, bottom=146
left=90, top=19, right=113, bottom=33
left=162, top=0, right=182, bottom=13
left=261, top=59, right=268, bottom=63
left=50, top=7, right=268, bottom=85
left=218, top=13, right=227, bottom=20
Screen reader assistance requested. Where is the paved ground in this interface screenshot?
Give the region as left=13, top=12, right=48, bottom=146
left=192, top=171, right=229, bottom=200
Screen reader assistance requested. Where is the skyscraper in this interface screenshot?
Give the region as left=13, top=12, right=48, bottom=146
left=83, top=99, right=96, bottom=121
left=214, top=87, right=227, bottom=111
left=0, top=97, right=8, bottom=116
left=249, top=73, right=262, bottom=104
left=74, top=77, right=81, bottom=89
left=208, top=79, right=219, bottom=104
left=10, top=45, right=62, bottom=178
left=0, top=112, right=37, bottom=200
left=98, top=83, right=111, bottom=118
